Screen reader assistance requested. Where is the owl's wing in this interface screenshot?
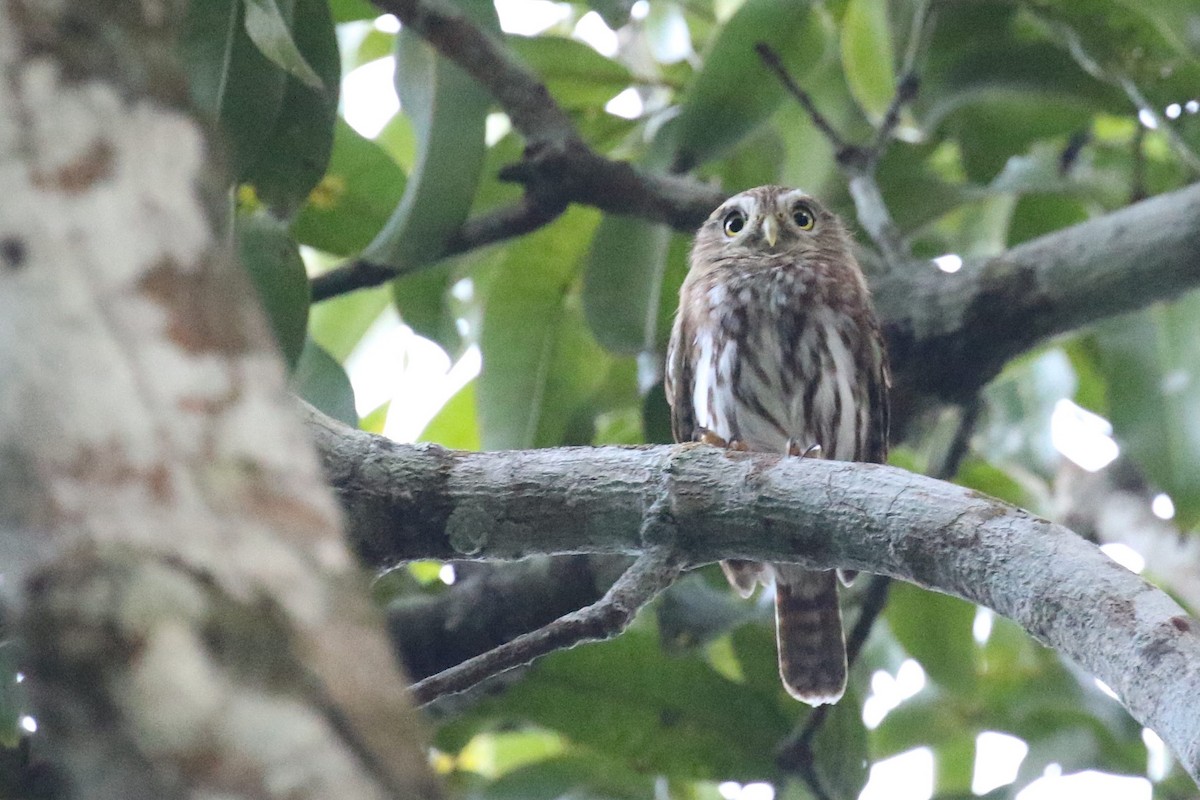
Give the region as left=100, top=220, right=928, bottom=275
left=865, top=321, right=891, bottom=464
left=665, top=310, right=697, bottom=444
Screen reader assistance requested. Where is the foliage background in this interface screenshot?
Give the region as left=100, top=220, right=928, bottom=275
left=80, top=0, right=1200, bottom=797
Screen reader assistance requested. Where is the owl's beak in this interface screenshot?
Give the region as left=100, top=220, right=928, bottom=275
left=761, top=215, right=778, bottom=248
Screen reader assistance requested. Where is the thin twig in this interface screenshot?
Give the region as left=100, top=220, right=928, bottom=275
left=310, top=261, right=400, bottom=303
left=869, top=71, right=919, bottom=156
left=1131, top=124, right=1148, bottom=204
left=754, top=42, right=848, bottom=152
left=378, top=5, right=717, bottom=198
left=1058, top=129, right=1090, bottom=177
left=864, top=0, right=932, bottom=162
left=898, top=0, right=932, bottom=79
left=1053, top=22, right=1200, bottom=176
left=756, top=35, right=924, bottom=270
left=930, top=398, right=980, bottom=482
left=311, top=192, right=567, bottom=301
left=309, top=0, right=728, bottom=302
left=757, top=0, right=935, bottom=273
left=408, top=548, right=684, bottom=706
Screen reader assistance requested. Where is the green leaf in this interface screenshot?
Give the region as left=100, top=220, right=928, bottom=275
left=291, top=338, right=357, bottom=426
left=948, top=92, right=1096, bottom=183
left=1063, top=336, right=1109, bottom=418
left=809, top=684, right=869, bottom=800
left=654, top=233, right=692, bottom=352
left=180, top=0, right=286, bottom=180
left=351, top=28, right=397, bottom=70
left=393, top=261, right=458, bottom=354
left=641, top=381, right=675, bottom=445
left=458, top=728, right=566, bottom=779
left=1112, top=0, right=1200, bottom=57
left=242, top=0, right=340, bottom=216
left=840, top=0, right=896, bottom=121
left=671, top=0, right=829, bottom=171
left=480, top=753, right=653, bottom=800
left=934, top=735, right=977, bottom=795
left=978, top=348, right=1077, bottom=483
left=593, top=405, right=644, bottom=446
left=293, top=120, right=407, bottom=256
left=704, top=124, right=787, bottom=189
left=886, top=582, right=978, bottom=694
left=1038, top=0, right=1200, bottom=68
left=236, top=212, right=310, bottom=369
left=953, top=458, right=1036, bottom=510
left=419, top=380, right=480, bottom=450
left=507, top=35, right=634, bottom=109
left=477, top=208, right=609, bottom=450
left=441, top=630, right=792, bottom=782
left=584, top=0, right=636, bottom=31
left=359, top=401, right=390, bottom=435
left=307, top=282, right=390, bottom=362
left=657, top=575, right=759, bottom=653
left=365, top=0, right=499, bottom=270
left=729, top=620, right=787, bottom=698
left=330, top=0, right=377, bottom=22
left=582, top=216, right=672, bottom=355
left=242, top=0, right=323, bottom=88
left=1094, top=291, right=1200, bottom=528
left=870, top=688, right=963, bottom=760
left=1006, top=193, right=1089, bottom=247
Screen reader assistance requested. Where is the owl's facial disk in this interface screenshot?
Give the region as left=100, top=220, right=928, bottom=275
left=712, top=189, right=820, bottom=253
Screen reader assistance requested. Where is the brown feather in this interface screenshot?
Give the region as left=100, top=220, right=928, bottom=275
left=665, top=185, right=890, bottom=705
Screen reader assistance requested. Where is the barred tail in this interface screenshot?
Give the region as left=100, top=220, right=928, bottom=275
left=774, top=569, right=846, bottom=705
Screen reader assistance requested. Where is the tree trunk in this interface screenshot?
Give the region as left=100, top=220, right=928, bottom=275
left=0, top=3, right=438, bottom=797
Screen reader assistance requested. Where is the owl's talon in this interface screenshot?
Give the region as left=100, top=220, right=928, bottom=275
left=697, top=428, right=748, bottom=452
left=696, top=428, right=729, bottom=448
left=786, top=439, right=822, bottom=459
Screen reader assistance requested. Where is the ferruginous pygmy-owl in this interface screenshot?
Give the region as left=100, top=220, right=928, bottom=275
left=665, top=185, right=890, bottom=705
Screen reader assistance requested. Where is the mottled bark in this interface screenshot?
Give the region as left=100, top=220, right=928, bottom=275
left=0, top=3, right=438, bottom=797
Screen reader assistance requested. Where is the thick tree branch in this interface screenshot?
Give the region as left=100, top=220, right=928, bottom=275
left=878, top=180, right=1200, bottom=404
left=305, top=406, right=1200, bottom=784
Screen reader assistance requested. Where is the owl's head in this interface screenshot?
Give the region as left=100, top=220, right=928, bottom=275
left=691, top=185, right=851, bottom=268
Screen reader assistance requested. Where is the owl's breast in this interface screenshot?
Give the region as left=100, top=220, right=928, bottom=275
left=689, top=273, right=869, bottom=460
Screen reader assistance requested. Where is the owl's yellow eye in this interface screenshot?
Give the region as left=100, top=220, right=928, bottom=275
left=723, top=210, right=746, bottom=237
left=792, top=204, right=815, bottom=230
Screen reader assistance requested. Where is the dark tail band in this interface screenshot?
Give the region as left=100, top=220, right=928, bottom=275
left=774, top=570, right=847, bottom=705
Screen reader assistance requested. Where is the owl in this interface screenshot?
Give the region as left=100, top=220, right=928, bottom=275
left=665, top=185, right=890, bottom=705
